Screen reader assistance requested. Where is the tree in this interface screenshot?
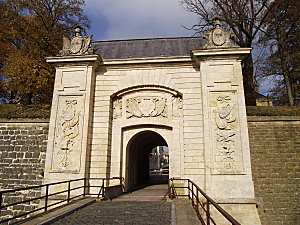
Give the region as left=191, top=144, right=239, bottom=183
left=180, top=0, right=274, bottom=105
left=259, top=0, right=300, bottom=106
left=0, top=0, right=90, bottom=104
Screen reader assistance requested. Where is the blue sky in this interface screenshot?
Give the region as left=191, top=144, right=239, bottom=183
left=84, top=0, right=199, bottom=41
left=83, top=0, right=272, bottom=95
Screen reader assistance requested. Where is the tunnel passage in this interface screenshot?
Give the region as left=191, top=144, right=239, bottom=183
left=126, top=131, right=168, bottom=190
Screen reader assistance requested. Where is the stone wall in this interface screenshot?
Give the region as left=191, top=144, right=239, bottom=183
left=0, top=119, right=49, bottom=222
left=0, top=117, right=299, bottom=224
left=248, top=116, right=300, bottom=225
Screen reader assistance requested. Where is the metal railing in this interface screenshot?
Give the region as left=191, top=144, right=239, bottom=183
left=169, top=178, right=241, bottom=225
left=0, top=177, right=123, bottom=224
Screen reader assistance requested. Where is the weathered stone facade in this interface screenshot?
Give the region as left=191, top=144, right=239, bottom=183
left=41, top=24, right=262, bottom=224
left=0, top=119, right=48, bottom=221
left=248, top=117, right=300, bottom=225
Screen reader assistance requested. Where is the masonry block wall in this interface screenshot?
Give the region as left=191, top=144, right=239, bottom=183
left=248, top=116, right=300, bottom=225
left=0, top=120, right=48, bottom=221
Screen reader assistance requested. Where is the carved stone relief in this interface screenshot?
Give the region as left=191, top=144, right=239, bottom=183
left=51, top=96, right=83, bottom=172
left=215, top=95, right=237, bottom=170
left=113, top=98, right=122, bottom=119
left=126, top=97, right=167, bottom=118
left=59, top=26, right=94, bottom=56
left=172, top=97, right=183, bottom=117
left=203, top=19, right=238, bottom=49
left=211, top=93, right=243, bottom=174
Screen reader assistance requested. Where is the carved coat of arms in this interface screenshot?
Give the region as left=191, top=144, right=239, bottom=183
left=126, top=97, right=167, bottom=118
left=203, top=19, right=237, bottom=49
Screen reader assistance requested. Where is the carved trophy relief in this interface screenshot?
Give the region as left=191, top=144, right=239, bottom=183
left=113, top=98, right=122, bottom=119
left=52, top=96, right=83, bottom=172
left=59, top=26, right=94, bottom=56
left=172, top=97, right=183, bottom=117
left=126, top=97, right=167, bottom=118
left=214, top=95, right=238, bottom=171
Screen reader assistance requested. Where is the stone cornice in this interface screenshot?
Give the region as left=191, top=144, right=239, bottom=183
left=101, top=55, right=192, bottom=65
left=192, top=47, right=252, bottom=62
left=45, top=54, right=102, bottom=66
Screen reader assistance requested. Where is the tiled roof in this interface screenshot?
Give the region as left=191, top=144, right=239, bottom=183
left=92, top=37, right=205, bottom=59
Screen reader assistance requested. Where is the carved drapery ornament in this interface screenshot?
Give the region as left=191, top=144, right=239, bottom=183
left=126, top=97, right=167, bottom=118
left=215, top=95, right=237, bottom=170
left=203, top=19, right=238, bottom=49
left=60, top=26, right=94, bottom=55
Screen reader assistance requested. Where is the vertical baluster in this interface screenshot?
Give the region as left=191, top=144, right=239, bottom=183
left=67, top=181, right=71, bottom=203
left=188, top=180, right=190, bottom=200
left=45, top=184, right=49, bottom=212
left=196, top=189, right=199, bottom=213
left=206, top=200, right=210, bottom=225
left=101, top=179, right=105, bottom=198
left=168, top=179, right=171, bottom=198
left=191, top=183, right=194, bottom=206
left=83, top=178, right=86, bottom=197
left=0, top=192, right=2, bottom=215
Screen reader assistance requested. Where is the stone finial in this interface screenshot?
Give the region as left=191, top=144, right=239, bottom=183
left=203, top=18, right=238, bottom=49
left=59, top=25, right=94, bottom=56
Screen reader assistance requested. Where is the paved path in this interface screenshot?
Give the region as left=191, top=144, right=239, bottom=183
left=113, top=184, right=169, bottom=202
left=52, top=185, right=171, bottom=225
left=51, top=201, right=171, bottom=225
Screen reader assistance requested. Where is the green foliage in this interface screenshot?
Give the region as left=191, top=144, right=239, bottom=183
left=246, top=106, right=300, bottom=116
left=0, top=104, right=51, bottom=118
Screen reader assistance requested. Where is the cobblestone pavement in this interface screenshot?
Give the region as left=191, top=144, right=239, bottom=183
left=52, top=201, right=171, bottom=225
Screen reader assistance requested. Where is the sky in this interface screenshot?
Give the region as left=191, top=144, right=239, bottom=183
left=83, top=0, right=272, bottom=95
left=83, top=0, right=199, bottom=41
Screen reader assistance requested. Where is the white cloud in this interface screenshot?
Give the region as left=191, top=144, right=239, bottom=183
left=84, top=0, right=199, bottom=40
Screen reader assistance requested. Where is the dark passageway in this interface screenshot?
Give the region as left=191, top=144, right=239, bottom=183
left=126, top=131, right=168, bottom=190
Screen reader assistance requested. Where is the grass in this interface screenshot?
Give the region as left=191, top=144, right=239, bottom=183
left=0, top=104, right=299, bottom=118
left=0, top=104, right=51, bottom=119
left=246, top=106, right=300, bottom=116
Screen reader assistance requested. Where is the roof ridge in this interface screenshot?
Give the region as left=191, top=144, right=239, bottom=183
left=92, top=36, right=202, bottom=43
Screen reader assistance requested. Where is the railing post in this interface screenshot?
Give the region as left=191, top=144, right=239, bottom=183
left=45, top=184, right=49, bottom=212
left=0, top=192, right=2, bottom=215
left=188, top=180, right=191, bottom=200
left=67, top=181, right=71, bottom=203
left=191, top=183, right=194, bottom=205
left=101, top=179, right=105, bottom=198
left=168, top=179, right=171, bottom=199
left=206, top=200, right=210, bottom=225
left=196, top=189, right=199, bottom=213
left=83, top=178, right=87, bottom=197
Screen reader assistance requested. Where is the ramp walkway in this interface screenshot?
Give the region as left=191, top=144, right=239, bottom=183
left=27, top=184, right=198, bottom=225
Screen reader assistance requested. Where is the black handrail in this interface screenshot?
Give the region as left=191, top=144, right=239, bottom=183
left=169, top=178, right=241, bottom=225
left=0, top=177, right=124, bottom=224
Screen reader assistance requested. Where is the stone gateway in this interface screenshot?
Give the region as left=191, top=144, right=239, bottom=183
left=44, top=24, right=261, bottom=224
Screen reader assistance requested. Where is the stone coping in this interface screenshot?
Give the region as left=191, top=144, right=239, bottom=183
left=247, top=116, right=300, bottom=122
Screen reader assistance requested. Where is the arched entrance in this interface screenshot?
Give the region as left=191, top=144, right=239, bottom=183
left=126, top=131, right=168, bottom=190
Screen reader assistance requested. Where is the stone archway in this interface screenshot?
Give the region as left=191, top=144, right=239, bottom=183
left=126, top=131, right=168, bottom=190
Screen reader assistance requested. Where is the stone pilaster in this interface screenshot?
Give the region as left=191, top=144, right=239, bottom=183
left=44, top=55, right=100, bottom=184
left=192, top=48, right=261, bottom=225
